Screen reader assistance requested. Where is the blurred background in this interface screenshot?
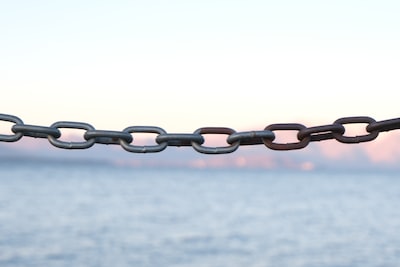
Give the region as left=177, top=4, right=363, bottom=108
left=1, top=1, right=400, bottom=267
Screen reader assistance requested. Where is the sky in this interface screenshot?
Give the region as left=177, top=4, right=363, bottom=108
left=1, top=0, right=400, bottom=134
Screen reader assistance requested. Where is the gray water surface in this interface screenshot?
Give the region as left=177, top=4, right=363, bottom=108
left=0, top=162, right=399, bottom=267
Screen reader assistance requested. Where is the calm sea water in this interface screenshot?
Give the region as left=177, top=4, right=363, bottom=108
left=0, top=161, right=399, bottom=267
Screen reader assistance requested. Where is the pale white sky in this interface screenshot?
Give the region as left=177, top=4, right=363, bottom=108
left=1, top=1, right=399, bottom=132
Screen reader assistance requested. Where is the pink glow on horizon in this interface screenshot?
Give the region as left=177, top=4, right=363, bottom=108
left=316, top=140, right=355, bottom=160
left=1, top=130, right=400, bottom=170
left=364, top=133, right=400, bottom=164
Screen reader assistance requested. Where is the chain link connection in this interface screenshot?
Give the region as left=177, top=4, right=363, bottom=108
left=0, top=113, right=399, bottom=154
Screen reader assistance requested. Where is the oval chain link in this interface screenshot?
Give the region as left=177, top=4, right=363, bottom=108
left=298, top=124, right=345, bottom=142
left=120, top=126, right=168, bottom=153
left=0, top=114, right=24, bottom=142
left=332, top=117, right=378, bottom=143
left=156, top=133, right=204, bottom=147
left=48, top=121, right=96, bottom=149
left=366, top=118, right=400, bottom=133
left=12, top=124, right=61, bottom=139
left=263, top=123, right=310, bottom=150
left=191, top=127, right=240, bottom=154
left=227, top=130, right=275, bottom=145
left=84, top=130, right=133, bottom=145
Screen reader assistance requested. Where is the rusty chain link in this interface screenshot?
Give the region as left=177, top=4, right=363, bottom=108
left=1, top=113, right=400, bottom=154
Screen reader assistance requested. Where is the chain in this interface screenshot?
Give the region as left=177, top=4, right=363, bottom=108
left=0, top=113, right=399, bottom=154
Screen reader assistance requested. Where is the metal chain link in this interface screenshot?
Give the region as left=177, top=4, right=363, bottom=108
left=1, top=113, right=399, bottom=154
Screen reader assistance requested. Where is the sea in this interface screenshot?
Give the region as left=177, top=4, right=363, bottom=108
left=0, top=160, right=399, bottom=267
